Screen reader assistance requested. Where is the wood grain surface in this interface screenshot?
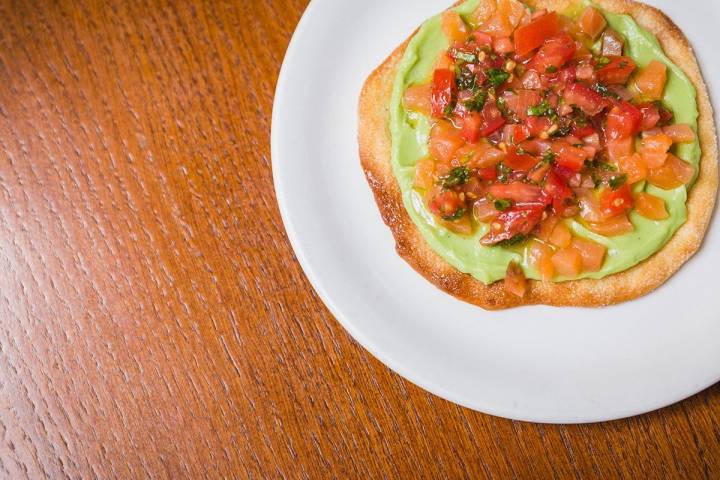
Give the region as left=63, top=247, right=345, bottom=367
left=0, top=0, right=717, bottom=478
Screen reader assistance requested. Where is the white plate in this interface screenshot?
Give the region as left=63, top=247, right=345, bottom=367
left=272, top=0, right=720, bottom=423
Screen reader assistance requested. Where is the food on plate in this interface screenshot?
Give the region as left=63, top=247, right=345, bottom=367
left=359, top=0, right=717, bottom=309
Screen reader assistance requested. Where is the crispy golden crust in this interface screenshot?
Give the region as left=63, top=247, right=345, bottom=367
left=359, top=0, right=718, bottom=310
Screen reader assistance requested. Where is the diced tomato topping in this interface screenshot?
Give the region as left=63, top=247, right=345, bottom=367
left=551, top=142, right=589, bottom=172
left=413, top=158, right=435, bottom=190
left=524, top=116, right=552, bottom=137
left=563, top=83, right=607, bottom=116
left=596, top=56, right=636, bottom=85
left=403, top=84, right=432, bottom=115
left=571, top=124, right=596, bottom=138
left=504, top=261, right=528, bottom=298
left=572, top=237, right=607, bottom=272
left=587, top=214, right=634, bottom=237
left=639, top=133, right=672, bottom=168
left=503, top=124, right=530, bottom=144
left=493, top=37, right=515, bottom=54
left=663, top=124, right=696, bottom=143
left=461, top=112, right=483, bottom=143
left=635, top=192, right=669, bottom=220
left=517, top=89, right=542, bottom=120
left=431, top=69, right=457, bottom=118
left=429, top=121, right=465, bottom=162
left=441, top=11, right=468, bottom=43
left=478, top=102, right=507, bottom=136
left=601, top=29, right=624, bottom=57
left=600, top=184, right=634, bottom=218
left=489, top=181, right=547, bottom=203
left=529, top=240, right=555, bottom=281
left=504, top=146, right=539, bottom=171
left=543, top=170, right=575, bottom=215
left=635, top=60, right=667, bottom=101
left=481, top=203, right=546, bottom=245
left=551, top=247, right=583, bottom=277
left=470, top=31, right=494, bottom=46
left=514, top=12, right=559, bottom=56
left=579, top=6, right=607, bottom=40
left=530, top=33, right=576, bottom=73
left=429, top=190, right=463, bottom=218
left=618, top=153, right=648, bottom=184
left=605, top=101, right=642, bottom=140
left=481, top=0, right=528, bottom=38
left=647, top=154, right=694, bottom=190
left=549, top=221, right=572, bottom=248
left=473, top=197, right=499, bottom=222
left=477, top=166, right=499, bottom=180
left=606, top=137, right=634, bottom=163
left=637, top=103, right=661, bottom=131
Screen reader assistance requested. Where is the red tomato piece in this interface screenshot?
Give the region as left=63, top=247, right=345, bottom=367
left=638, top=103, right=661, bottom=131
left=595, top=56, right=636, bottom=85
left=489, top=182, right=546, bottom=203
left=524, top=116, right=553, bottom=137
left=431, top=69, right=457, bottom=118
left=551, top=142, right=589, bottom=172
left=600, top=184, right=634, bottom=218
left=517, top=89, right=542, bottom=120
left=478, top=102, right=507, bottom=137
left=470, top=31, right=494, bottom=47
left=493, top=36, right=515, bottom=54
left=543, top=170, right=575, bottom=215
left=502, top=124, right=530, bottom=144
left=571, top=124, right=596, bottom=138
left=480, top=204, right=546, bottom=245
left=530, top=33, right=576, bottom=73
left=461, top=112, right=482, bottom=143
left=514, top=12, right=559, bottom=57
left=563, top=83, right=607, bottom=116
left=477, top=166, right=499, bottom=180
left=605, top=101, right=642, bottom=140
left=504, top=146, right=539, bottom=171
left=429, top=190, right=462, bottom=218
left=429, top=121, right=465, bottom=162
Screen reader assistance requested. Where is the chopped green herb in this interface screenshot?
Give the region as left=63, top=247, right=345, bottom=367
left=487, top=68, right=510, bottom=87
left=440, top=167, right=470, bottom=188
left=464, top=89, right=487, bottom=112
left=609, top=174, right=628, bottom=190
left=494, top=199, right=512, bottom=212
left=442, top=208, right=466, bottom=221
left=496, top=163, right=512, bottom=183
left=545, top=65, right=558, bottom=74
left=443, top=101, right=456, bottom=117
left=456, top=70, right=477, bottom=90
left=497, top=234, right=528, bottom=247
left=496, top=96, right=509, bottom=116
left=527, top=99, right=555, bottom=117
left=542, top=150, right=557, bottom=164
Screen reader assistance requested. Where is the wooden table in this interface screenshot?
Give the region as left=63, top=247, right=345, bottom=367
left=1, top=0, right=717, bottom=477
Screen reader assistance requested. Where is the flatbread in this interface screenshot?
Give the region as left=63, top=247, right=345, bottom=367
left=358, top=0, right=718, bottom=309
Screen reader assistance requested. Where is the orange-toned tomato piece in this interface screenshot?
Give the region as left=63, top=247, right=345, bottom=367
left=647, top=154, right=695, bottom=190
left=403, top=84, right=432, bottom=116
left=579, top=6, right=607, bottom=40
left=635, top=192, right=669, bottom=220
left=529, top=240, right=555, bottom=281
left=663, top=124, right=696, bottom=143
left=413, top=158, right=435, bottom=190
left=504, top=261, right=528, bottom=298
left=618, top=153, right=648, bottom=185
left=442, top=10, right=468, bottom=43
left=587, top=214, right=634, bottom=237
left=635, top=60, right=667, bottom=101
left=551, top=247, right=583, bottom=277
left=429, top=121, right=465, bottom=163
left=480, top=0, right=527, bottom=38
left=535, top=214, right=561, bottom=242
left=549, top=221, right=572, bottom=248
left=571, top=237, right=607, bottom=272
left=606, top=137, right=634, bottom=163
left=639, top=133, right=672, bottom=168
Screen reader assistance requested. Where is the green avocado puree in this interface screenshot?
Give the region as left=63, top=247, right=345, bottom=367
left=389, top=0, right=700, bottom=284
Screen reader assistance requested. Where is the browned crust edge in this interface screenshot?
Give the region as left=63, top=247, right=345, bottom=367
left=358, top=0, right=719, bottom=310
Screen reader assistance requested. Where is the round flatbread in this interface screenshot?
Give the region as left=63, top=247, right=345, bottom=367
left=358, top=0, right=718, bottom=309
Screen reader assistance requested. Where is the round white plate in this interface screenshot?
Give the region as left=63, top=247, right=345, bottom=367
left=272, top=0, right=720, bottom=423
